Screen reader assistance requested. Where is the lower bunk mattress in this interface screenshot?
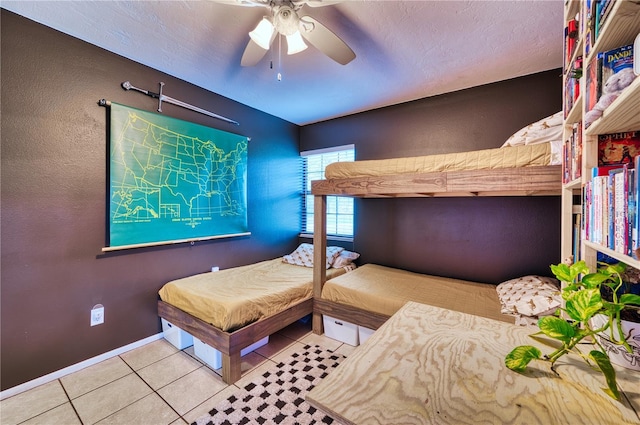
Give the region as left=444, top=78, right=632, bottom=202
left=159, top=258, right=346, bottom=332
left=321, top=264, right=513, bottom=323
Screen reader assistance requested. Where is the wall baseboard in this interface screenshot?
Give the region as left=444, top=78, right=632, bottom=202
left=0, top=333, right=164, bottom=401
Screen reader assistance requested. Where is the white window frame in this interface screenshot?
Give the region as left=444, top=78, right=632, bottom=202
left=300, top=145, right=355, bottom=240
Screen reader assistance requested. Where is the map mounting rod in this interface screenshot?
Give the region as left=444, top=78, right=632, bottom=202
left=120, top=81, right=240, bottom=126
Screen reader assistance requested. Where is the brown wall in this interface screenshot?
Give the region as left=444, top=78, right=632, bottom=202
left=1, top=10, right=302, bottom=391
left=2, top=9, right=562, bottom=391
left=300, top=70, right=562, bottom=283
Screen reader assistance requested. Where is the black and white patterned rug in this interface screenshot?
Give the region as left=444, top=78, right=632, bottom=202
left=193, top=345, right=345, bottom=425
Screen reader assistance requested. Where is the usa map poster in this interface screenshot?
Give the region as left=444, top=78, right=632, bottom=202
left=107, top=103, right=249, bottom=250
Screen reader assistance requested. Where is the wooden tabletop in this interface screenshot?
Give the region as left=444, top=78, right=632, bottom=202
left=307, top=301, right=640, bottom=425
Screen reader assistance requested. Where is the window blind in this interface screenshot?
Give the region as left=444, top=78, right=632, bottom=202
left=301, top=145, right=355, bottom=237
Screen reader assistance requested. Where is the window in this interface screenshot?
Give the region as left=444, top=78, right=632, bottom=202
left=301, top=145, right=355, bottom=238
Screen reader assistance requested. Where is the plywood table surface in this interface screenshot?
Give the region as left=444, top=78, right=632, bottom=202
left=306, top=301, right=640, bottom=425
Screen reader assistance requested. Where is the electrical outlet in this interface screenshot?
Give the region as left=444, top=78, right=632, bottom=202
left=91, top=305, right=104, bottom=326
left=211, top=266, right=219, bottom=272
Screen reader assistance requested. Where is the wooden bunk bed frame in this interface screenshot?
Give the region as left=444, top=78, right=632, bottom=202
left=311, top=165, right=562, bottom=334
left=158, top=298, right=313, bottom=384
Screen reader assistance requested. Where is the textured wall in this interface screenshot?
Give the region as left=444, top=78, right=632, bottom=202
left=300, top=70, right=562, bottom=283
left=1, top=10, right=301, bottom=391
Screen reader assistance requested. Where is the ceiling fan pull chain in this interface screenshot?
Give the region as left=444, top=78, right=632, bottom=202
left=277, top=33, right=283, bottom=81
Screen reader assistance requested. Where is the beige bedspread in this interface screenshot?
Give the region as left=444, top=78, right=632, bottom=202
left=159, top=259, right=346, bottom=332
left=325, top=143, right=557, bottom=179
left=321, top=264, right=513, bottom=323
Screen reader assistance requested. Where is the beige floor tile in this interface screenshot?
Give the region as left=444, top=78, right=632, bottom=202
left=183, top=385, right=239, bottom=424
left=120, top=339, right=178, bottom=371
left=157, top=366, right=227, bottom=415
left=61, top=356, right=132, bottom=399
left=170, top=418, right=188, bottom=425
left=0, top=380, right=68, bottom=425
left=137, top=351, right=202, bottom=390
left=20, top=402, right=81, bottom=425
left=95, top=393, right=178, bottom=425
left=335, top=342, right=358, bottom=357
left=72, top=373, right=151, bottom=424
left=237, top=350, right=269, bottom=374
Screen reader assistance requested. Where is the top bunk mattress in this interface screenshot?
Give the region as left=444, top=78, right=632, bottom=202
left=325, top=142, right=559, bottom=179
left=321, top=264, right=513, bottom=323
left=159, top=258, right=346, bottom=332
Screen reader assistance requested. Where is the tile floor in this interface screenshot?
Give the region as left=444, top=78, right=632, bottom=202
left=0, top=320, right=357, bottom=425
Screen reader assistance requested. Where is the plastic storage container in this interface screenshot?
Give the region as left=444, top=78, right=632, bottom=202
left=323, top=315, right=359, bottom=346
left=193, top=336, right=269, bottom=369
left=161, top=318, right=194, bottom=349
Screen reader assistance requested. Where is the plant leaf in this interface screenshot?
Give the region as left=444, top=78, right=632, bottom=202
left=581, top=272, right=610, bottom=289
left=505, top=346, right=541, bottom=372
left=538, top=316, right=575, bottom=342
left=565, top=288, right=603, bottom=322
left=601, top=262, right=626, bottom=275
left=589, top=350, right=620, bottom=401
left=551, top=263, right=572, bottom=282
left=620, top=293, right=640, bottom=306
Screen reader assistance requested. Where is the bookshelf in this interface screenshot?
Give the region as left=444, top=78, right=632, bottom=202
left=561, top=0, right=640, bottom=271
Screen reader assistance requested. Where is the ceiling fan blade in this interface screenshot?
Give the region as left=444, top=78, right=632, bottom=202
left=209, top=0, right=269, bottom=7
left=302, top=1, right=344, bottom=7
left=241, top=38, right=269, bottom=66
left=299, top=15, right=355, bottom=65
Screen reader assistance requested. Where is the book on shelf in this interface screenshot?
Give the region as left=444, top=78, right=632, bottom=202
left=564, top=56, right=582, bottom=117
left=609, top=167, right=627, bottom=253
left=598, top=131, right=640, bottom=166
left=593, top=0, right=615, bottom=41
left=601, top=43, right=634, bottom=89
left=598, top=0, right=614, bottom=29
left=564, top=18, right=579, bottom=70
left=634, top=156, right=640, bottom=260
left=584, top=52, right=603, bottom=114
left=629, top=164, right=638, bottom=259
left=562, top=121, right=583, bottom=183
left=583, top=0, right=615, bottom=55
left=584, top=0, right=598, bottom=57
left=573, top=212, right=582, bottom=263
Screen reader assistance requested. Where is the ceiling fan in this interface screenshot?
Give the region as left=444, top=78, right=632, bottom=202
left=214, top=0, right=356, bottom=66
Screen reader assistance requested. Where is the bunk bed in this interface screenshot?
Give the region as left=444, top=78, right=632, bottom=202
left=310, top=141, right=563, bottom=333
left=157, top=258, right=348, bottom=384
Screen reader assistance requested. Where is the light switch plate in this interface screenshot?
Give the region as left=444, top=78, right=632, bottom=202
left=91, top=305, right=104, bottom=326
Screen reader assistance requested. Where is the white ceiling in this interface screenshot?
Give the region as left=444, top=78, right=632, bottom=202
left=2, top=0, right=564, bottom=125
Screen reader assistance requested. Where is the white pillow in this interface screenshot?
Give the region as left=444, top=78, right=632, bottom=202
left=496, top=275, right=561, bottom=319
left=332, top=250, right=360, bottom=268
left=501, top=111, right=563, bottom=148
left=282, top=243, right=343, bottom=269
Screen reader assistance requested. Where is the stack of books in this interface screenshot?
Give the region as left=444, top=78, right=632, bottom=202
left=584, top=131, right=640, bottom=259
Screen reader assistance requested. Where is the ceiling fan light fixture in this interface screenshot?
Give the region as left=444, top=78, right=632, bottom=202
left=286, top=31, right=308, bottom=55
left=249, top=17, right=274, bottom=50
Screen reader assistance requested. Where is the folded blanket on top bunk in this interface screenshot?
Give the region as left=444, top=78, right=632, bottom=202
left=325, top=142, right=561, bottom=179
left=159, top=258, right=347, bottom=332
left=321, top=264, right=513, bottom=323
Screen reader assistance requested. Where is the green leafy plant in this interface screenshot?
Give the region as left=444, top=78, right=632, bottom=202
left=505, top=260, right=640, bottom=400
